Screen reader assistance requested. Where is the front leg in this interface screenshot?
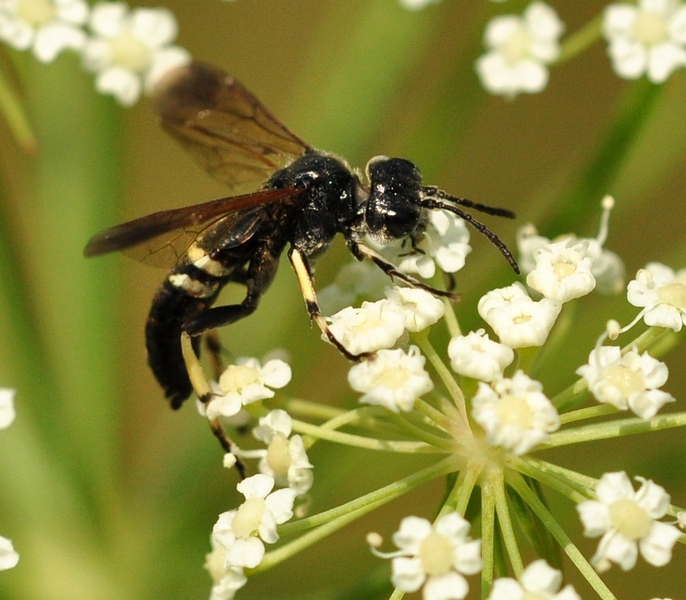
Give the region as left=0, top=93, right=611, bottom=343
left=288, top=248, right=371, bottom=362
left=347, top=239, right=459, bottom=300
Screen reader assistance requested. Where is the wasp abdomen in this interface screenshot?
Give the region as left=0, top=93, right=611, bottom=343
left=146, top=263, right=226, bottom=409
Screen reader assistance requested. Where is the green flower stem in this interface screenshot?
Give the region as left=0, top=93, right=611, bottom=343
left=559, top=403, right=617, bottom=426
left=631, top=326, right=673, bottom=355
left=442, top=300, right=462, bottom=339
left=480, top=475, right=496, bottom=598
left=277, top=397, right=348, bottom=421
left=415, top=335, right=467, bottom=421
left=510, top=456, right=595, bottom=504
left=530, top=302, right=578, bottom=380
left=554, top=326, right=674, bottom=411
left=507, top=473, right=617, bottom=600
left=648, top=328, right=684, bottom=359
left=0, top=62, right=36, bottom=151
left=443, top=460, right=481, bottom=517
left=551, top=376, right=589, bottom=411
left=257, top=456, right=458, bottom=571
left=514, top=346, right=541, bottom=375
left=544, top=411, right=686, bottom=448
left=556, top=14, right=603, bottom=66
left=492, top=471, right=524, bottom=577
left=290, top=417, right=444, bottom=453
left=388, top=413, right=455, bottom=452
left=415, top=397, right=458, bottom=433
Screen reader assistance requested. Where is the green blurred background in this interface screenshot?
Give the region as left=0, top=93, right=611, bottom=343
left=0, top=0, right=685, bottom=598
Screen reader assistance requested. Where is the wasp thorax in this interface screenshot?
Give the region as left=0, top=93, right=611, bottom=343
left=364, top=156, right=424, bottom=242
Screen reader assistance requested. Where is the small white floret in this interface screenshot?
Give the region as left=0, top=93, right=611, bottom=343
left=348, top=346, right=433, bottom=413
left=603, top=0, right=686, bottom=83
left=472, top=371, right=559, bottom=454
left=517, top=198, right=625, bottom=295
left=326, top=299, right=406, bottom=355
left=526, top=239, right=596, bottom=302
left=475, top=2, right=564, bottom=97
left=577, top=472, right=681, bottom=572
left=252, top=409, right=313, bottom=495
left=384, top=286, right=445, bottom=332
left=627, top=262, right=686, bottom=332
left=82, top=2, right=190, bottom=105
left=577, top=345, right=675, bottom=419
left=488, top=559, right=580, bottom=600
left=448, top=329, right=514, bottom=382
left=373, top=513, right=481, bottom=600
left=205, top=357, right=291, bottom=421
left=212, top=474, right=296, bottom=569
left=0, top=0, right=89, bottom=62
left=478, top=283, right=561, bottom=348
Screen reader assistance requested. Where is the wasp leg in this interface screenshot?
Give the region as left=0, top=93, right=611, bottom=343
left=348, top=240, right=459, bottom=300
left=288, top=248, right=372, bottom=362
left=184, top=249, right=278, bottom=337
left=180, top=331, right=246, bottom=478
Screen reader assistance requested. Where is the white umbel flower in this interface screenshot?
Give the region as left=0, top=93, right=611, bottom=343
left=204, top=541, right=246, bottom=600
left=577, top=472, right=681, bottom=572
left=384, top=286, right=445, bottom=332
left=476, top=1, right=564, bottom=97
left=373, top=513, right=481, bottom=600
left=603, top=0, right=686, bottom=83
left=348, top=346, right=433, bottom=413
left=252, top=409, right=313, bottom=495
left=576, top=345, right=674, bottom=419
left=205, top=357, right=292, bottom=421
left=526, top=239, right=597, bottom=302
left=478, top=283, right=561, bottom=348
left=82, top=2, right=190, bottom=105
left=627, top=262, right=686, bottom=331
left=448, top=329, right=514, bottom=382
left=517, top=196, right=625, bottom=295
left=326, top=299, right=406, bottom=355
left=0, top=0, right=88, bottom=62
left=212, top=474, right=297, bottom=569
left=488, top=559, right=580, bottom=600
left=472, top=371, right=559, bottom=455
left=0, top=536, right=19, bottom=570
left=0, top=388, right=16, bottom=429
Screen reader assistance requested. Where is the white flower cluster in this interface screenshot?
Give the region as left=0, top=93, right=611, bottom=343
left=324, top=285, right=445, bottom=413
left=0, top=0, right=190, bottom=105
left=474, top=0, right=686, bottom=97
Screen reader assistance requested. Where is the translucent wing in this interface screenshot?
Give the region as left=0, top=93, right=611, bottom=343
left=151, top=61, right=311, bottom=194
left=84, top=186, right=298, bottom=268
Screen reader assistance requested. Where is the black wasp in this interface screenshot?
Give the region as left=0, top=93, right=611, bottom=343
left=85, top=61, right=519, bottom=414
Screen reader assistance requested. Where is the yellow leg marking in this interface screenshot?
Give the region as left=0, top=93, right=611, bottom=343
left=180, top=331, right=246, bottom=478
left=289, top=248, right=367, bottom=361
left=180, top=331, right=212, bottom=401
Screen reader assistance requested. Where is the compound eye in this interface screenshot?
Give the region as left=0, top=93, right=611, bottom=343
left=383, top=202, right=421, bottom=239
